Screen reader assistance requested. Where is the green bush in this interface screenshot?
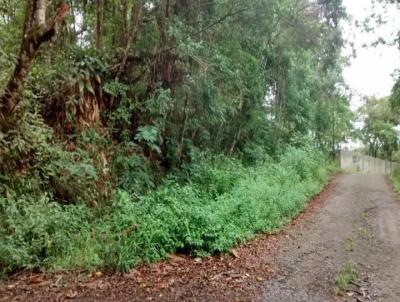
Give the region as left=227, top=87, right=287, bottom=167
left=391, top=166, right=400, bottom=193
left=0, top=147, right=336, bottom=275
left=111, top=148, right=155, bottom=198
left=0, top=195, right=96, bottom=275
left=186, top=153, right=246, bottom=197
left=0, top=112, right=104, bottom=205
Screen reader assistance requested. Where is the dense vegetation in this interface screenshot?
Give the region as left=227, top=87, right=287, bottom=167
left=356, top=97, right=399, bottom=160
left=367, top=0, right=400, bottom=189
left=0, top=148, right=335, bottom=274
left=0, top=0, right=350, bottom=275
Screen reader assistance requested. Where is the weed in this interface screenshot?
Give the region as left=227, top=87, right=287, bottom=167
left=346, top=237, right=354, bottom=252
left=334, top=261, right=359, bottom=295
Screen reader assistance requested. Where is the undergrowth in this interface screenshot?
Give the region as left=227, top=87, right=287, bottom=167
left=334, top=261, right=359, bottom=295
left=390, top=166, right=400, bottom=193
left=0, top=146, right=336, bottom=276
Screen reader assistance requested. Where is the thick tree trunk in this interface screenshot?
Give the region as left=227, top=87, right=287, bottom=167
left=0, top=1, right=69, bottom=133
left=96, top=0, right=104, bottom=50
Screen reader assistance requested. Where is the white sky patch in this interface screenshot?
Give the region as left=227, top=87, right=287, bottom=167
left=342, top=0, right=400, bottom=111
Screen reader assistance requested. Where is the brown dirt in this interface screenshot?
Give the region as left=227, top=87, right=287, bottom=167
left=0, top=177, right=336, bottom=302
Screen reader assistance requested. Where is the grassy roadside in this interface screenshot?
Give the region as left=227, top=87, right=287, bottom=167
left=390, top=167, right=400, bottom=193
left=0, top=147, right=336, bottom=276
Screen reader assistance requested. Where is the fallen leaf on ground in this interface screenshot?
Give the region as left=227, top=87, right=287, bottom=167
left=65, top=290, right=78, bottom=299
left=231, top=249, right=240, bottom=258
left=29, top=275, right=44, bottom=285
left=168, top=255, right=187, bottom=262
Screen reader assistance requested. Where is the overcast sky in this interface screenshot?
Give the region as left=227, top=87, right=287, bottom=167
left=342, top=0, right=400, bottom=110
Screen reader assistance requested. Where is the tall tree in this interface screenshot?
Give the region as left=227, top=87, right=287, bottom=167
left=358, top=97, right=399, bottom=159
left=95, top=0, right=104, bottom=50
left=0, top=0, right=69, bottom=132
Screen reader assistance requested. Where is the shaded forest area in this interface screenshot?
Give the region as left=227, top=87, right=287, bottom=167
left=0, top=0, right=352, bottom=275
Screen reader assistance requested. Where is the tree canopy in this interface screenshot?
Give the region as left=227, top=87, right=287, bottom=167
left=0, top=0, right=350, bottom=174
left=357, top=97, right=399, bottom=159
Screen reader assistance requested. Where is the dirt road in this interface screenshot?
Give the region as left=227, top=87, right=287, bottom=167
left=263, top=173, right=400, bottom=302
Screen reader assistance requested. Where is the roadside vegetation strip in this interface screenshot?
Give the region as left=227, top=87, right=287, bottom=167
left=390, top=166, right=400, bottom=193
left=0, top=147, right=336, bottom=276
left=0, top=162, right=337, bottom=302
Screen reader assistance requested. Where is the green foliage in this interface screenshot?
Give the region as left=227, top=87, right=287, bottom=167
left=0, top=147, right=335, bottom=275
left=0, top=194, right=98, bottom=275
left=334, top=261, right=359, bottom=295
left=135, top=126, right=161, bottom=154
left=112, top=148, right=155, bottom=198
left=314, top=95, right=353, bottom=154
left=390, top=166, right=400, bottom=193
left=241, top=142, right=269, bottom=165
left=357, top=97, right=399, bottom=159
left=0, top=46, right=16, bottom=89
left=390, top=75, right=400, bottom=121
left=0, top=0, right=348, bottom=277
left=0, top=111, right=104, bottom=205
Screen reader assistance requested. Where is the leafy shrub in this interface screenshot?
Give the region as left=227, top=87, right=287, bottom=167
left=0, top=112, right=103, bottom=205
left=0, top=195, right=96, bottom=275
left=391, top=165, right=400, bottom=193
left=135, top=125, right=161, bottom=154
left=111, top=148, right=155, bottom=198
left=241, top=142, right=270, bottom=165
left=185, top=153, right=246, bottom=197
left=0, top=147, right=336, bottom=275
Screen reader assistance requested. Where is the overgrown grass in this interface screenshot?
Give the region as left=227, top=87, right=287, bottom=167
left=334, top=261, right=359, bottom=295
left=0, top=147, right=336, bottom=276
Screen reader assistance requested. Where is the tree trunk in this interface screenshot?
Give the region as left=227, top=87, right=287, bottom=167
left=35, top=0, right=46, bottom=26
left=116, top=1, right=142, bottom=78
left=96, top=0, right=104, bottom=50
left=119, top=0, right=128, bottom=46
left=156, top=0, right=170, bottom=45
left=229, top=124, right=242, bottom=155
left=0, top=1, right=69, bottom=133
